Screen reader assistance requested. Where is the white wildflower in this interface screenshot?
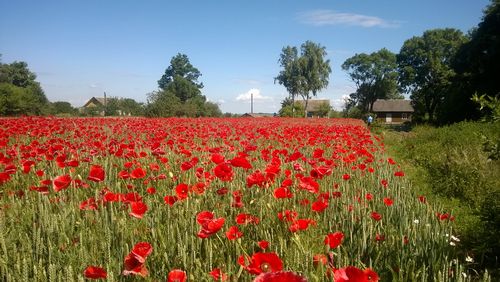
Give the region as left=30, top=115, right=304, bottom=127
left=450, top=241, right=456, bottom=246
left=465, top=256, right=474, bottom=263
left=413, top=219, right=420, bottom=224
left=450, top=235, right=460, bottom=242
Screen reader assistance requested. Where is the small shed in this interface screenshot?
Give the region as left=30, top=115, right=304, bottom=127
left=372, top=99, right=414, bottom=124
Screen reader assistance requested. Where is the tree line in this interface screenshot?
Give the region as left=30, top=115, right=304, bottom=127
left=276, top=0, right=500, bottom=124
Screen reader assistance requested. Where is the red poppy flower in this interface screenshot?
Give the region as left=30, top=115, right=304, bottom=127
left=253, top=271, right=307, bottom=282
left=167, top=269, right=187, bottom=282
left=324, top=232, right=344, bottom=249
left=196, top=211, right=225, bottom=238
left=258, top=240, right=269, bottom=250
left=289, top=219, right=316, bottom=233
left=298, top=177, right=319, bottom=193
left=371, top=211, right=382, bottom=221
left=88, top=165, right=105, bottom=182
left=130, top=167, right=146, bottom=179
left=129, top=201, right=148, bottom=219
left=342, top=173, right=350, bottom=180
left=394, top=170, right=405, bottom=177
left=80, top=197, right=98, bottom=210
left=84, top=265, right=107, bottom=279
left=311, top=199, right=329, bottom=212
left=247, top=170, right=267, bottom=188
left=175, top=183, right=189, bottom=200
left=214, top=163, right=234, bottom=182
left=236, top=213, right=260, bottom=225
left=118, top=170, right=130, bottom=179
left=211, top=153, right=226, bottom=164
left=310, top=166, right=332, bottom=179
left=53, top=174, right=71, bottom=192
left=274, top=186, right=293, bottom=199
left=123, top=253, right=148, bottom=277
left=230, top=156, right=253, bottom=169
left=209, top=268, right=228, bottom=281
left=334, top=266, right=379, bottom=282
left=238, top=252, right=283, bottom=275
left=164, top=195, right=178, bottom=206
left=418, top=195, right=427, bottom=203
left=313, top=254, right=328, bottom=267
left=226, top=226, right=243, bottom=240
left=131, top=242, right=153, bottom=262
left=383, top=197, right=394, bottom=206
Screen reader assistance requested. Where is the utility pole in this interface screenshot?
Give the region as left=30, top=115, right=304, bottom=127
left=251, top=92, right=253, bottom=114
left=104, top=91, right=107, bottom=116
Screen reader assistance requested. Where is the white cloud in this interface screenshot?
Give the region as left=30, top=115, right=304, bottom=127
left=236, top=88, right=273, bottom=103
left=299, top=10, right=400, bottom=28
left=217, top=99, right=226, bottom=104
left=89, top=83, right=99, bottom=88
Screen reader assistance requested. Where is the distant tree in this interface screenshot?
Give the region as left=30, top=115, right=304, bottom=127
left=276, top=41, right=331, bottom=117
left=150, top=53, right=221, bottom=117
left=158, top=53, right=203, bottom=102
left=275, top=46, right=302, bottom=117
left=49, top=101, right=77, bottom=115
left=0, top=60, right=49, bottom=116
left=145, top=90, right=182, bottom=117
left=204, top=101, right=223, bottom=117
left=118, top=98, right=144, bottom=116
left=447, top=0, right=500, bottom=123
left=342, top=48, right=401, bottom=112
left=316, top=101, right=331, bottom=117
left=278, top=97, right=304, bottom=117
left=397, top=29, right=467, bottom=123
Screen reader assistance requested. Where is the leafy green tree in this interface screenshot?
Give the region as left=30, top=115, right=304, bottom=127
left=297, top=41, right=331, bottom=117
left=151, top=53, right=221, bottom=117
left=158, top=53, right=203, bottom=102
left=315, top=101, right=331, bottom=117
left=448, top=0, right=500, bottom=123
left=118, top=98, right=144, bottom=116
left=278, top=97, right=304, bottom=117
left=0, top=60, right=49, bottom=116
left=275, top=41, right=331, bottom=117
left=397, top=29, right=467, bottom=123
left=204, top=101, right=223, bottom=117
left=275, top=46, right=302, bottom=117
left=49, top=101, right=77, bottom=115
left=145, top=90, right=181, bottom=117
left=342, top=48, right=401, bottom=112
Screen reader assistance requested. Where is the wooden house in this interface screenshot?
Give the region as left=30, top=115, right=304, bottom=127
left=372, top=99, right=414, bottom=124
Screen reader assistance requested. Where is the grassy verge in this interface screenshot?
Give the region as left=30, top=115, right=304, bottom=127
left=373, top=121, right=500, bottom=278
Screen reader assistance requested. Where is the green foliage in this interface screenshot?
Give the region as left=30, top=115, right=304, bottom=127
left=384, top=121, right=500, bottom=275
left=315, top=101, right=331, bottom=117
left=342, top=48, right=401, bottom=112
left=471, top=93, right=500, bottom=122
left=449, top=0, right=500, bottom=123
left=0, top=61, right=49, bottom=116
left=158, top=53, right=203, bottom=93
left=48, top=101, right=78, bottom=116
left=275, top=41, right=331, bottom=117
left=397, top=29, right=468, bottom=123
left=149, top=53, right=221, bottom=117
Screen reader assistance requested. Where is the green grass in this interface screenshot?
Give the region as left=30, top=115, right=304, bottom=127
left=377, top=121, right=500, bottom=279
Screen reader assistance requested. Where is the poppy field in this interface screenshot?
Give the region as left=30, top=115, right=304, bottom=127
left=0, top=117, right=473, bottom=281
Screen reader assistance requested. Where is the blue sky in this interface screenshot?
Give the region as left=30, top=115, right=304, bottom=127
left=0, top=0, right=490, bottom=113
